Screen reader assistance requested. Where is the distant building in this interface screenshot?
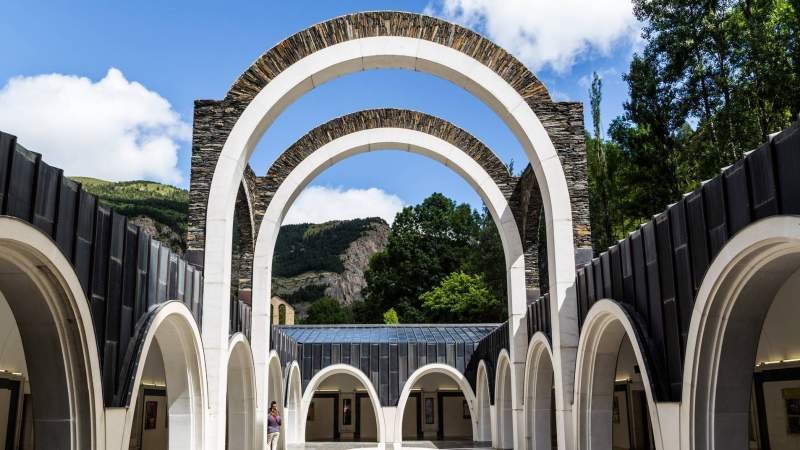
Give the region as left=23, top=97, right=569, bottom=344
left=271, top=296, right=295, bottom=325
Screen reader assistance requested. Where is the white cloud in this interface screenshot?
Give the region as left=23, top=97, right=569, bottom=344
left=0, top=68, right=189, bottom=184
left=425, top=0, right=640, bottom=72
left=283, top=186, right=406, bottom=225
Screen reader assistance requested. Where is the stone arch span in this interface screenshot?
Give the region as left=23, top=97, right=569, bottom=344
left=573, top=299, right=664, bottom=450
left=299, top=364, right=386, bottom=444
left=394, top=363, right=479, bottom=444
left=0, top=217, right=104, bottom=449
left=251, top=121, right=528, bottom=443
left=494, top=349, right=515, bottom=449
left=193, top=12, right=588, bottom=447
left=284, top=361, right=303, bottom=445
left=475, top=360, right=493, bottom=443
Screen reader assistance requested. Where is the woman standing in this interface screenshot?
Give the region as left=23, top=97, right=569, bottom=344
left=267, top=401, right=282, bottom=450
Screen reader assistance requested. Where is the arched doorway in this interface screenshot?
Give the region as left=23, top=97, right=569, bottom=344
left=300, top=365, right=385, bottom=444
left=0, top=217, right=103, bottom=449
left=267, top=351, right=284, bottom=449
left=121, top=302, right=206, bottom=450
left=226, top=334, right=256, bottom=450
left=525, top=333, right=556, bottom=450
left=396, top=364, right=477, bottom=444
left=475, top=361, right=493, bottom=444
left=574, top=300, right=661, bottom=450
left=495, top=351, right=514, bottom=450
left=685, top=216, right=800, bottom=450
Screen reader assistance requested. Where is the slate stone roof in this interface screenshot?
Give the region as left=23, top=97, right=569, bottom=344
left=274, top=324, right=499, bottom=344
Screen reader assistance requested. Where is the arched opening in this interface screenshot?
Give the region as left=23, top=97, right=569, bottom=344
left=396, top=364, right=477, bottom=444
left=300, top=365, right=384, bottom=444
left=574, top=300, right=661, bottom=450
left=495, top=352, right=514, bottom=450
left=686, top=216, right=800, bottom=450
left=525, top=334, right=556, bottom=450
left=226, top=334, right=256, bottom=450
left=199, top=16, right=584, bottom=443
left=283, top=362, right=303, bottom=445
left=267, top=352, right=285, bottom=450
left=475, top=362, right=493, bottom=444
left=0, top=217, right=103, bottom=449
left=122, top=302, right=206, bottom=450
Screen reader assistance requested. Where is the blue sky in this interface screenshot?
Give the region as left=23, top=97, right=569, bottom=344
left=0, top=0, right=639, bottom=223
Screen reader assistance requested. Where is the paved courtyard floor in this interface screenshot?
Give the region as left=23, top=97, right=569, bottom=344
left=289, top=441, right=493, bottom=450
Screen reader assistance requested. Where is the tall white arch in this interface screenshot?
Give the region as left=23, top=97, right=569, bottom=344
left=682, top=216, right=800, bottom=450
left=227, top=333, right=257, bottom=450
left=394, top=363, right=479, bottom=444
left=266, top=351, right=285, bottom=449
left=120, top=301, right=207, bottom=450
left=573, top=300, right=663, bottom=450
left=201, top=34, right=579, bottom=449
left=524, top=332, right=555, bottom=450
left=283, top=361, right=303, bottom=445
left=475, top=360, right=493, bottom=444
left=0, top=217, right=105, bottom=449
left=495, top=350, right=515, bottom=450
left=299, top=364, right=386, bottom=444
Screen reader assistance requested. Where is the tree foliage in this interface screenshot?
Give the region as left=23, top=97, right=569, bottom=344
left=420, top=272, right=502, bottom=323
left=301, top=297, right=353, bottom=325
left=588, top=0, right=800, bottom=252
left=359, top=193, right=506, bottom=323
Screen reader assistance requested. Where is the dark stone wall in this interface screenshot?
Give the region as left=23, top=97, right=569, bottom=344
left=0, top=131, right=203, bottom=408
left=575, top=124, right=800, bottom=403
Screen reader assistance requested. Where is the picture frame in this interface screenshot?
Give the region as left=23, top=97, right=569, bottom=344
left=308, top=401, right=315, bottom=422
left=145, top=401, right=158, bottom=430
left=463, top=400, right=470, bottom=419
left=343, top=398, right=352, bottom=426
left=424, top=397, right=434, bottom=424
left=784, top=388, right=800, bottom=434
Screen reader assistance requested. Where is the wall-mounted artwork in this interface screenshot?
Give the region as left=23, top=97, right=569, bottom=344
left=424, top=397, right=434, bottom=424
left=463, top=400, right=470, bottom=419
left=145, top=401, right=158, bottom=430
left=308, top=402, right=315, bottom=422
left=784, top=388, right=800, bottom=433
left=343, top=398, right=352, bottom=426
left=612, top=396, right=621, bottom=424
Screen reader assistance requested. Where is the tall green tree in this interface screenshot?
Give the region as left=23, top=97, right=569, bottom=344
left=420, top=272, right=503, bottom=323
left=361, top=193, right=505, bottom=323
left=302, top=297, right=353, bottom=324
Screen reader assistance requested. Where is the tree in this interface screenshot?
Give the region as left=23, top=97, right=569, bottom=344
left=363, top=193, right=505, bottom=323
left=383, top=308, right=399, bottom=325
left=420, top=272, right=503, bottom=323
left=302, top=297, right=352, bottom=324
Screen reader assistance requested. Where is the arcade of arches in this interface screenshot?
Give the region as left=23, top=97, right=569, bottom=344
left=0, top=9, right=799, bottom=450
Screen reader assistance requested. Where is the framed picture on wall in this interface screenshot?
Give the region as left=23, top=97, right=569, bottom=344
left=343, top=398, right=352, bottom=425
left=308, top=402, right=315, bottom=422
left=612, top=396, right=621, bottom=424
left=784, top=388, right=800, bottom=433
left=145, top=401, right=158, bottom=430
left=463, top=400, right=470, bottom=419
left=424, top=397, right=434, bottom=424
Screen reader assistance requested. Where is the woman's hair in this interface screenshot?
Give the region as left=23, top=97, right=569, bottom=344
left=270, top=401, right=277, bottom=409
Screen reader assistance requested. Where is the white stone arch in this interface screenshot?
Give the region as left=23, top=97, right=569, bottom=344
left=299, top=364, right=386, bottom=444
left=227, top=333, right=257, bottom=450
left=0, top=217, right=105, bottom=449
left=682, top=216, right=800, bottom=450
left=394, top=363, right=479, bottom=443
left=283, top=361, right=303, bottom=445
left=573, top=299, right=663, bottom=450
left=524, top=332, right=555, bottom=450
left=121, top=301, right=207, bottom=450
left=475, top=360, right=493, bottom=443
left=201, top=32, right=580, bottom=449
left=495, top=349, right=514, bottom=450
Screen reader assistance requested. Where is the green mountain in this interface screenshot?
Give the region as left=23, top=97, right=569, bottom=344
left=71, top=177, right=188, bottom=253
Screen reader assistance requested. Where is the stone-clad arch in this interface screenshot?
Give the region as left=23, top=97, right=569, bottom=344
left=191, top=12, right=588, bottom=448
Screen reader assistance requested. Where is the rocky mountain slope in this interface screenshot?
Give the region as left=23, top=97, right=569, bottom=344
left=272, top=218, right=390, bottom=311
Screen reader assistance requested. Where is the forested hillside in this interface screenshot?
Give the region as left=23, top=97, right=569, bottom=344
left=72, top=177, right=188, bottom=253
